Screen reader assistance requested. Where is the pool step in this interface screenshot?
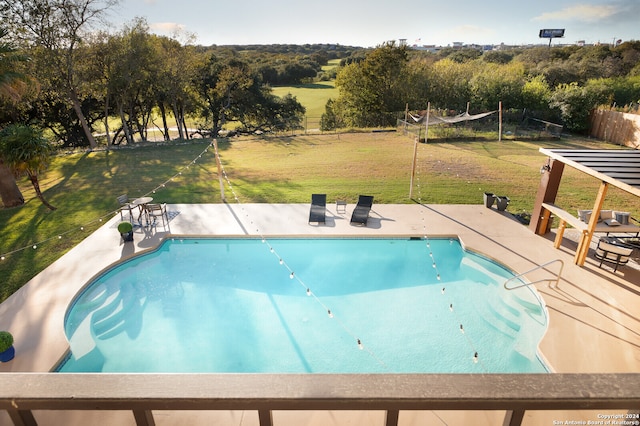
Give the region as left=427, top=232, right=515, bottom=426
left=460, top=256, right=546, bottom=325
left=91, top=285, right=137, bottom=339
left=469, top=285, right=522, bottom=339
left=482, top=307, right=519, bottom=338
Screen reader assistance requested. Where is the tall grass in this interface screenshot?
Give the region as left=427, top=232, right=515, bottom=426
left=1, top=133, right=638, bottom=301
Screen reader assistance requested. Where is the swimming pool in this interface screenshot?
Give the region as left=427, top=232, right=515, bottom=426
left=58, top=237, right=549, bottom=373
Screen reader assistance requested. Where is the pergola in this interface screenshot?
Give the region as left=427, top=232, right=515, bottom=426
left=530, top=148, right=640, bottom=266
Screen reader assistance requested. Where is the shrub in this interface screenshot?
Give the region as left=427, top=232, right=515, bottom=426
left=117, top=221, right=133, bottom=234
left=0, top=331, right=13, bottom=353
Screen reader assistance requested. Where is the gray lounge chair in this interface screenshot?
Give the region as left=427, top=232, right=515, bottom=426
left=350, top=195, right=374, bottom=226
left=308, top=194, right=326, bottom=224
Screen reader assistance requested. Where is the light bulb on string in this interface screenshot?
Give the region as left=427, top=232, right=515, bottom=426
left=436, top=274, right=441, bottom=281
left=32, top=245, right=37, bottom=250
left=306, top=288, right=311, bottom=296
left=279, top=259, right=283, bottom=265
left=327, top=310, right=333, bottom=318
left=441, top=287, right=445, bottom=294
left=289, top=272, right=295, bottom=279
left=449, top=304, right=453, bottom=311
left=459, top=324, right=464, bottom=333
left=357, top=339, right=364, bottom=350
left=473, top=352, right=479, bottom=363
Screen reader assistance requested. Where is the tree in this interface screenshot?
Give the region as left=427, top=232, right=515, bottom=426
left=521, top=75, right=552, bottom=113
left=0, top=124, right=55, bottom=210
left=549, top=82, right=609, bottom=133
left=0, top=28, right=30, bottom=102
left=469, top=62, right=525, bottom=111
left=333, top=42, right=410, bottom=127
left=238, top=92, right=306, bottom=134
left=0, top=27, right=28, bottom=208
left=427, top=59, right=474, bottom=110
left=1, top=0, right=117, bottom=149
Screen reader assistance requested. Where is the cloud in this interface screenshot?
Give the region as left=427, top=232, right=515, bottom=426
left=149, top=22, right=185, bottom=34
left=149, top=22, right=186, bottom=37
left=532, top=4, right=618, bottom=22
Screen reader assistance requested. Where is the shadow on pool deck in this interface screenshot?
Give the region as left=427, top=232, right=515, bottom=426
left=0, top=203, right=639, bottom=426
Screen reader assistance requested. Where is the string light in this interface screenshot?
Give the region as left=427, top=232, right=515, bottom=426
left=212, top=139, right=389, bottom=370
left=415, top=137, right=486, bottom=371
left=0, top=142, right=214, bottom=262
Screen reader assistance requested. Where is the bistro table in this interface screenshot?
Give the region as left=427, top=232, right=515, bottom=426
left=130, top=196, right=153, bottom=224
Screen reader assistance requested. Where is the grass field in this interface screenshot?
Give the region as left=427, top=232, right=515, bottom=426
left=1, top=132, right=639, bottom=301
left=271, top=81, right=338, bottom=119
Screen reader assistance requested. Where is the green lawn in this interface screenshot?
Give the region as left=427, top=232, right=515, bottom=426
left=271, top=81, right=338, bottom=118
left=1, top=133, right=639, bottom=302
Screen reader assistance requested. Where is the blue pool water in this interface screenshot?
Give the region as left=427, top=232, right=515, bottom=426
left=58, top=238, right=549, bottom=373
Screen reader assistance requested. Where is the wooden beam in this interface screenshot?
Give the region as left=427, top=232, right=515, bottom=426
left=1, top=373, right=639, bottom=411
left=539, top=148, right=640, bottom=198
left=576, top=181, right=609, bottom=266
left=530, top=159, right=565, bottom=234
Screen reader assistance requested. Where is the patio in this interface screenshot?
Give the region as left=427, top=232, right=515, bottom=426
left=1, top=202, right=639, bottom=426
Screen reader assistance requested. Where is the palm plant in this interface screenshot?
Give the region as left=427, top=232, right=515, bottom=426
left=0, top=124, right=56, bottom=210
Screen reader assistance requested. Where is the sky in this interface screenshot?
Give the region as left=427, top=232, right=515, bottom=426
left=110, top=0, right=640, bottom=47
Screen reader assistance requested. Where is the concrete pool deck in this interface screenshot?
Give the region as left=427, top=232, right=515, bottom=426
left=1, top=203, right=639, bottom=425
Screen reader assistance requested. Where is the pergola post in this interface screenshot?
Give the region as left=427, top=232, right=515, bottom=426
left=530, top=159, right=565, bottom=235
left=575, top=181, right=609, bottom=266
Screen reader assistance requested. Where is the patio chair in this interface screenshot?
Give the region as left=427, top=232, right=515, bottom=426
left=117, top=194, right=135, bottom=223
left=144, top=203, right=169, bottom=227
left=594, top=237, right=634, bottom=272
left=308, top=194, right=327, bottom=224
left=350, top=195, right=374, bottom=226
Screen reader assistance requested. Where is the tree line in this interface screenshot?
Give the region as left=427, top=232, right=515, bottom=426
left=322, top=42, right=640, bottom=132
left=1, top=0, right=640, bottom=210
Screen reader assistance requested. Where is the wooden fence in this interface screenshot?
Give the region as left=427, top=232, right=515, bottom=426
left=590, top=109, right=640, bottom=148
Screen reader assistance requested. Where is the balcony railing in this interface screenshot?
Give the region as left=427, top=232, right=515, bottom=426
left=1, top=373, right=639, bottom=426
